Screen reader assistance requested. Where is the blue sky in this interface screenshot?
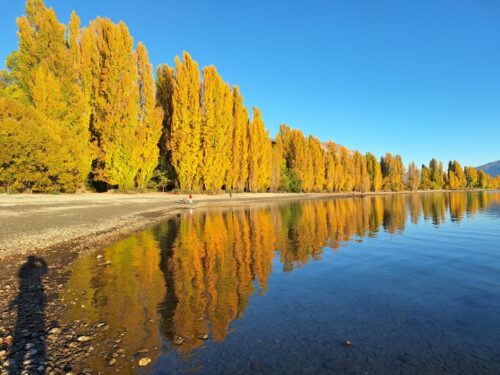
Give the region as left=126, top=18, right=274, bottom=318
left=1, top=0, right=499, bottom=167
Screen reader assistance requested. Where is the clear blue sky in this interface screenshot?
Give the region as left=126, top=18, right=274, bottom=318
left=1, top=0, right=499, bottom=167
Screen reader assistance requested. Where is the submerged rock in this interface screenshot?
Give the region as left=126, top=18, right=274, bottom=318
left=138, top=357, right=152, bottom=367
left=173, top=336, right=183, bottom=345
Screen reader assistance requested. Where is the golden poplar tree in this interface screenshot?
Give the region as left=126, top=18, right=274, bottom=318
left=270, top=142, right=284, bottom=192
left=4, top=0, right=91, bottom=190
left=447, top=160, right=466, bottom=190
left=353, top=151, right=370, bottom=192
left=0, top=97, right=72, bottom=192
left=429, top=158, right=445, bottom=189
left=248, top=107, right=272, bottom=192
left=340, top=147, right=354, bottom=191
left=420, top=164, right=431, bottom=189
left=464, top=166, right=478, bottom=188
left=200, top=66, right=233, bottom=191
left=365, top=152, right=382, bottom=191
left=135, top=42, right=163, bottom=188
left=478, top=170, right=492, bottom=189
left=324, top=151, right=335, bottom=192
left=406, top=161, right=420, bottom=191
left=82, top=17, right=141, bottom=190
left=325, top=142, right=345, bottom=191
left=169, top=52, right=203, bottom=190
left=277, top=125, right=313, bottom=191
left=380, top=153, right=405, bottom=191
left=308, top=136, right=325, bottom=191
left=227, top=86, right=250, bottom=191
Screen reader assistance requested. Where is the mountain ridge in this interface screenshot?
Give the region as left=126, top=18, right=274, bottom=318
left=477, top=160, right=500, bottom=177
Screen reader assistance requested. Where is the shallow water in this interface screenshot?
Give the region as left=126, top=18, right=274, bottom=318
left=62, top=192, right=500, bottom=374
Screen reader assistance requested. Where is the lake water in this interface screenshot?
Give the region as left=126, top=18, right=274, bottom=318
left=62, top=192, right=500, bottom=374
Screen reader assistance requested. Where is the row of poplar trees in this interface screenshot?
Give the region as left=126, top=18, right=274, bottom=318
left=1, top=0, right=499, bottom=193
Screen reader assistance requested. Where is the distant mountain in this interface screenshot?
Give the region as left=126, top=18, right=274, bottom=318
left=477, top=161, right=500, bottom=177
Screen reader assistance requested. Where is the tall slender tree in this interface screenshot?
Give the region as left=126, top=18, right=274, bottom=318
left=365, top=152, right=382, bottom=192
left=169, top=52, right=203, bottom=190
left=227, top=86, right=250, bottom=191
left=135, top=42, right=163, bottom=188
left=248, top=107, right=272, bottom=192
left=309, top=136, right=325, bottom=192
left=5, top=0, right=91, bottom=190
left=406, top=162, right=420, bottom=191
left=200, top=66, right=233, bottom=191
left=82, top=17, right=141, bottom=190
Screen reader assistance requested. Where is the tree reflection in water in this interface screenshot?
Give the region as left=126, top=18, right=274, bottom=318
left=61, top=191, right=499, bottom=372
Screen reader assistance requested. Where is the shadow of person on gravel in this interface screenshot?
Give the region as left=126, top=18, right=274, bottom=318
left=8, top=256, right=48, bottom=374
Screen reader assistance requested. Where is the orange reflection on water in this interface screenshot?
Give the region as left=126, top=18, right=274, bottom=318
left=61, top=191, right=499, bottom=371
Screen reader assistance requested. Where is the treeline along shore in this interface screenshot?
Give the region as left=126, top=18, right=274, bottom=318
left=1, top=0, right=499, bottom=194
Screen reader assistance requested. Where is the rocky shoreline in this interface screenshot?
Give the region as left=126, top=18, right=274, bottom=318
left=0, top=252, right=155, bottom=374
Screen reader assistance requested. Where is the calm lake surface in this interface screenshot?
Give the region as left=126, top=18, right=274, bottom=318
left=62, top=192, right=500, bottom=374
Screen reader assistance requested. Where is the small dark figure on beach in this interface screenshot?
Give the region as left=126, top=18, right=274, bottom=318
left=229, top=192, right=232, bottom=199
left=8, top=256, right=48, bottom=374
left=189, top=194, right=193, bottom=204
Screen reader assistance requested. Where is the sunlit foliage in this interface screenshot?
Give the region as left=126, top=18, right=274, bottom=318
left=1, top=1, right=495, bottom=193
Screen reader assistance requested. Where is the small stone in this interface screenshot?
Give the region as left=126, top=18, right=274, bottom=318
left=77, top=336, right=91, bottom=342
left=37, top=366, right=44, bottom=372
left=109, top=358, right=117, bottom=366
left=136, top=349, right=149, bottom=353
left=97, top=323, right=106, bottom=328
left=96, top=255, right=103, bottom=259
left=343, top=340, right=352, bottom=348
left=138, top=357, right=151, bottom=367
left=197, top=334, right=209, bottom=340
left=173, top=336, right=183, bottom=345
left=49, top=327, right=62, bottom=335
left=5, top=336, right=13, bottom=345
